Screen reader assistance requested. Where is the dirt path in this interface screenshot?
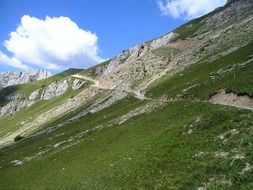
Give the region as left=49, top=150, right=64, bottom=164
left=72, top=74, right=151, bottom=101
left=71, top=74, right=97, bottom=84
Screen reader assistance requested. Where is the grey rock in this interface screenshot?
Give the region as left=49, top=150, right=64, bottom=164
left=71, top=79, right=85, bottom=90
left=0, top=99, right=36, bottom=117
left=103, top=50, right=131, bottom=75
left=0, top=70, right=52, bottom=88
left=0, top=80, right=70, bottom=117
left=103, top=32, right=177, bottom=76
left=41, top=80, right=69, bottom=100
left=150, top=32, right=178, bottom=49
left=201, top=0, right=253, bottom=33
left=28, top=90, right=40, bottom=100
left=4, top=94, right=26, bottom=101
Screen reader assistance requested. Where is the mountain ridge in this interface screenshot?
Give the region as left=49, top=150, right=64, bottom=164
left=0, top=70, right=52, bottom=88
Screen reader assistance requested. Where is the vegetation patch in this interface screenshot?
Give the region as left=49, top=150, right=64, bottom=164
left=0, top=100, right=253, bottom=189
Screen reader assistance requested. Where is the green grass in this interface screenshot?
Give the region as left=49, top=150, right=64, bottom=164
left=147, top=41, right=253, bottom=99
left=0, top=88, right=83, bottom=139
left=0, top=40, right=253, bottom=190
left=174, top=17, right=206, bottom=40
left=0, top=99, right=252, bottom=189
left=79, top=60, right=111, bottom=77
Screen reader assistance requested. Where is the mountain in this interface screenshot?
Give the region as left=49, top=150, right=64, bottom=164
left=0, top=0, right=253, bottom=189
left=0, top=70, right=52, bottom=88
left=0, top=68, right=84, bottom=117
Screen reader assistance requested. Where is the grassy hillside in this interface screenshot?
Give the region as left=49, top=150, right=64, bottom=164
left=0, top=98, right=252, bottom=189
left=1, top=2, right=253, bottom=189
left=0, top=68, right=85, bottom=139
left=0, top=42, right=253, bottom=189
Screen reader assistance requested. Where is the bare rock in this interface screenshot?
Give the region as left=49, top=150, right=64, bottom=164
left=71, top=79, right=86, bottom=90
left=0, top=70, right=52, bottom=88
left=41, top=80, right=69, bottom=100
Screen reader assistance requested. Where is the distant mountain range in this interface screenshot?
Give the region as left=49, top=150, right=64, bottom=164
left=0, top=70, right=52, bottom=88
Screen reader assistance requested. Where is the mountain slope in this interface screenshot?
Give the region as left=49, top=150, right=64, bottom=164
left=0, top=70, right=52, bottom=88
left=0, top=0, right=253, bottom=189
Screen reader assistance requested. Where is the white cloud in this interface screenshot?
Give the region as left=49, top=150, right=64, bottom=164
left=3, top=15, right=104, bottom=70
left=0, top=51, right=31, bottom=70
left=157, top=0, right=226, bottom=20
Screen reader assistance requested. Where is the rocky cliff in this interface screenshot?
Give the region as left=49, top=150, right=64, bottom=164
left=0, top=77, right=88, bottom=117
left=0, top=70, right=52, bottom=88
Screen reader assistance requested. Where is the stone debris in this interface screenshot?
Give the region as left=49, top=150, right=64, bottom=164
left=11, top=160, right=23, bottom=166
left=209, top=89, right=253, bottom=110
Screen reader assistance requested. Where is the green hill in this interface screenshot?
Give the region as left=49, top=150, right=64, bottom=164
left=0, top=0, right=253, bottom=189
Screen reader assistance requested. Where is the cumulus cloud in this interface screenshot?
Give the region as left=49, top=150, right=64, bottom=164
left=2, top=15, right=104, bottom=70
left=0, top=51, right=31, bottom=70
left=157, top=0, right=226, bottom=19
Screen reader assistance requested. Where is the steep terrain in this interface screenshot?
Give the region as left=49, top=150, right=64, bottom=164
left=0, top=0, right=253, bottom=189
left=0, top=70, right=52, bottom=88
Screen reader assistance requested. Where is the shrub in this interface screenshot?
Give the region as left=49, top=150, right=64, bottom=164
left=14, top=135, right=25, bottom=142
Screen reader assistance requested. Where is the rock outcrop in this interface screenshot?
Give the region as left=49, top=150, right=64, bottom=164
left=0, top=75, right=91, bottom=117
left=0, top=70, right=52, bottom=88
left=71, top=79, right=86, bottom=90
left=41, top=80, right=69, bottom=100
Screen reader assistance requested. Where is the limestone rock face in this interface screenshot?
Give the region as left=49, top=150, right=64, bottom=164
left=41, top=80, right=69, bottom=100
left=4, top=94, right=26, bottom=101
left=0, top=70, right=52, bottom=88
left=103, top=50, right=131, bottom=75
left=201, top=0, right=253, bottom=33
left=0, top=99, right=36, bottom=117
left=0, top=77, right=87, bottom=117
left=28, top=90, right=40, bottom=100
left=150, top=32, right=178, bottom=49
left=0, top=80, right=72, bottom=117
left=71, top=79, right=86, bottom=90
left=101, top=32, right=177, bottom=76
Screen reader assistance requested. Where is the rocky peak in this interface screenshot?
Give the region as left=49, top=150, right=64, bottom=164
left=0, top=70, right=52, bottom=88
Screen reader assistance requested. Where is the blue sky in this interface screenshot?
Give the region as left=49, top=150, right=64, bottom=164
left=0, top=0, right=226, bottom=72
